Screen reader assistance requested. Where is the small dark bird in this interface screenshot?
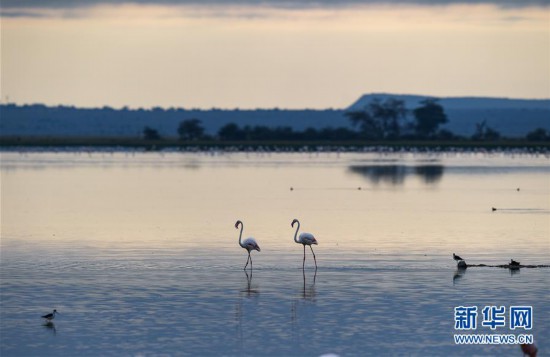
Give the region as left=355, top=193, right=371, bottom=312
left=492, top=207, right=497, bottom=211
left=41, top=309, right=58, bottom=321
left=510, top=259, right=520, bottom=266
left=453, top=253, right=464, bottom=262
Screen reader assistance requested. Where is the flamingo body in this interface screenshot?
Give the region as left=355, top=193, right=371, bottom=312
left=298, top=232, right=318, bottom=246
left=242, top=237, right=261, bottom=252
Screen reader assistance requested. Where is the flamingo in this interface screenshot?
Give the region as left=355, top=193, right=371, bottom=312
left=291, top=219, right=318, bottom=268
left=41, top=309, right=58, bottom=321
left=235, top=220, right=260, bottom=270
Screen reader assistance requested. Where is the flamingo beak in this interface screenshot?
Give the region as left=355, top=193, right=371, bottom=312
left=313, top=240, right=318, bottom=245
left=256, top=246, right=261, bottom=252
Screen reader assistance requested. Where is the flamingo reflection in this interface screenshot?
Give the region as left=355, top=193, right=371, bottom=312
left=291, top=267, right=318, bottom=348
left=292, top=268, right=317, bottom=318
left=241, top=269, right=259, bottom=297
left=301, top=267, right=317, bottom=301
left=235, top=269, right=260, bottom=352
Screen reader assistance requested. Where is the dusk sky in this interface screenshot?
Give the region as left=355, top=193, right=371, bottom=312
left=1, top=1, right=549, bottom=109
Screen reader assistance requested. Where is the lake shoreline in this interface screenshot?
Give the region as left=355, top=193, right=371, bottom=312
left=1, top=136, right=549, bottom=152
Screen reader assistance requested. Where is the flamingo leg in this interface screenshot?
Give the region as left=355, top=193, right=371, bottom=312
left=309, top=245, right=317, bottom=268
left=303, top=244, right=306, bottom=268
left=250, top=252, right=253, bottom=270
left=244, top=252, right=251, bottom=270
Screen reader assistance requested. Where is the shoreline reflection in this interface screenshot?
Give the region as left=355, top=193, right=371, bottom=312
left=348, top=165, right=444, bottom=185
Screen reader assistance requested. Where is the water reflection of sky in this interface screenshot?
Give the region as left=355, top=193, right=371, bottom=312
left=2, top=259, right=548, bottom=356
left=1, top=151, right=549, bottom=356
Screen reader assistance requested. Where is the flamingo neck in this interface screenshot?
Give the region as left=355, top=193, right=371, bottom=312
left=293, top=221, right=300, bottom=243
left=238, top=223, right=245, bottom=247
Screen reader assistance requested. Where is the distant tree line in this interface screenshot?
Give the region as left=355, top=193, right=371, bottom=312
left=143, top=97, right=550, bottom=142
left=345, top=98, right=449, bottom=140
left=144, top=120, right=360, bottom=141
left=217, top=123, right=360, bottom=141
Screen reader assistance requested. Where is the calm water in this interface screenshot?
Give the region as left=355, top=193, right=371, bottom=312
left=1, top=150, right=549, bottom=356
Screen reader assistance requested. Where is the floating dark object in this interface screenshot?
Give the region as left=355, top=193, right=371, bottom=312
left=466, top=263, right=549, bottom=268
left=453, top=253, right=464, bottom=262
left=517, top=188, right=520, bottom=191
left=492, top=207, right=497, bottom=211
left=290, top=187, right=294, bottom=191
left=520, top=342, right=538, bottom=357
left=508, top=259, right=521, bottom=270
left=457, top=260, right=467, bottom=269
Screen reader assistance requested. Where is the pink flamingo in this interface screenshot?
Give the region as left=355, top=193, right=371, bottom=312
left=235, top=220, right=260, bottom=270
left=291, top=219, right=318, bottom=268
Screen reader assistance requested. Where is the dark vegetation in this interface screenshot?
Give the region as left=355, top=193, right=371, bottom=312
left=143, top=126, right=161, bottom=140
left=171, top=98, right=549, bottom=144
left=1, top=97, right=549, bottom=149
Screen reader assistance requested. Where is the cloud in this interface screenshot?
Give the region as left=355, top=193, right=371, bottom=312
left=2, top=1, right=547, bottom=22
left=0, top=10, right=47, bottom=18
left=1, top=0, right=549, bottom=9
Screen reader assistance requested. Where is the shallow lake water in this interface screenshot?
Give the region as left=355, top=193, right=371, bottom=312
left=1, top=150, right=549, bottom=356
